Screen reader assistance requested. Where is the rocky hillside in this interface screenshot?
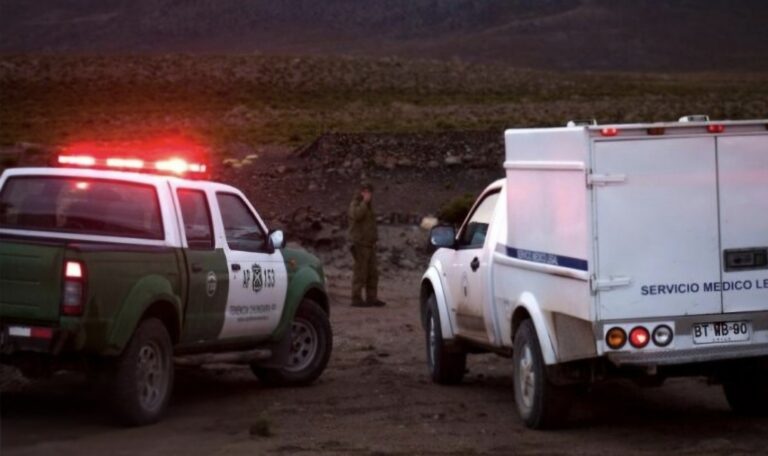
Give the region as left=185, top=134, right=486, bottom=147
left=2, top=0, right=767, bottom=71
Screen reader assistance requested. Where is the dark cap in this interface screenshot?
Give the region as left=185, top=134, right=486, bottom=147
left=360, top=180, right=373, bottom=191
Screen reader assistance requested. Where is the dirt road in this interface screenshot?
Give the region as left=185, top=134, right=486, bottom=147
left=2, top=268, right=767, bottom=455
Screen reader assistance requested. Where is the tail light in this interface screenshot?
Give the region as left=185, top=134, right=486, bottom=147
left=706, top=124, right=725, bottom=134
left=629, top=326, right=650, bottom=348
left=600, top=127, right=618, bottom=137
left=62, top=260, right=86, bottom=316
left=606, top=327, right=627, bottom=349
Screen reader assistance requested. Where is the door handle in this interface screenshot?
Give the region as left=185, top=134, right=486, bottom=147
left=191, top=263, right=203, bottom=273
left=231, top=263, right=241, bottom=271
left=470, top=257, right=480, bottom=272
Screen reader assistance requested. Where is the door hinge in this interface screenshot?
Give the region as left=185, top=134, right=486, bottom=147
left=587, top=173, right=626, bottom=187
left=592, top=275, right=632, bottom=292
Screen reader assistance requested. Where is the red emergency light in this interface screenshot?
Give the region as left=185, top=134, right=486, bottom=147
left=56, top=138, right=210, bottom=178
left=706, top=124, right=725, bottom=134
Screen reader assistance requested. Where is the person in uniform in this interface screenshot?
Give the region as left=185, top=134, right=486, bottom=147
left=348, top=181, right=386, bottom=307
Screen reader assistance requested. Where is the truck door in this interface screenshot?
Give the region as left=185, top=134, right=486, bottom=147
left=593, top=137, right=722, bottom=320
left=717, top=135, right=768, bottom=314
left=447, top=190, right=500, bottom=341
left=214, top=192, right=288, bottom=340
left=174, top=187, right=229, bottom=343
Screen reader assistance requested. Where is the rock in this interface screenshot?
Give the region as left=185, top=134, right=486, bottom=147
left=277, top=165, right=287, bottom=174
left=249, top=416, right=273, bottom=437
left=444, top=155, right=462, bottom=166
left=420, top=216, right=439, bottom=230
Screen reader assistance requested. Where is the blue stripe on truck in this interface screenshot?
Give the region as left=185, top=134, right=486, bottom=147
left=500, top=244, right=589, bottom=271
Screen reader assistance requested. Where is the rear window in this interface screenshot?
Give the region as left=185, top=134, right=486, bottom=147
left=0, top=176, right=164, bottom=239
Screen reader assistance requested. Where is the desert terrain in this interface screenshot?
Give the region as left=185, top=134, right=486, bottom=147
left=1, top=51, right=768, bottom=454
left=2, top=126, right=768, bottom=455
left=3, top=257, right=768, bottom=455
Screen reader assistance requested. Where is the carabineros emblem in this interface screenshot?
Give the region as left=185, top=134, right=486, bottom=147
left=252, top=264, right=263, bottom=292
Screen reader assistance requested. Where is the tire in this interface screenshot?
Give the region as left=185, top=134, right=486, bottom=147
left=108, top=318, right=174, bottom=426
left=722, top=364, right=768, bottom=416
left=252, top=299, right=332, bottom=387
left=425, top=294, right=466, bottom=385
left=513, top=319, right=572, bottom=429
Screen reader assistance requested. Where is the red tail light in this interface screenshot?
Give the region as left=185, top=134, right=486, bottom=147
left=601, top=127, right=618, bottom=137
left=62, top=260, right=85, bottom=316
left=30, top=327, right=54, bottom=339
left=707, top=124, right=725, bottom=134
left=629, top=326, right=650, bottom=348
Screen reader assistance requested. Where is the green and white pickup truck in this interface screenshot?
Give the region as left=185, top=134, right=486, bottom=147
left=0, top=166, right=332, bottom=425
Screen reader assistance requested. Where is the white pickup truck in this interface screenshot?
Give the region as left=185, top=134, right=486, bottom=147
left=421, top=117, right=768, bottom=428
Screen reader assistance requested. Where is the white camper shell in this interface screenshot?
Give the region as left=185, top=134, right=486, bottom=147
left=421, top=118, right=768, bottom=429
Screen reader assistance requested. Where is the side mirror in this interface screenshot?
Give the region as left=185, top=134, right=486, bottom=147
left=269, top=229, right=285, bottom=250
left=428, top=225, right=456, bottom=254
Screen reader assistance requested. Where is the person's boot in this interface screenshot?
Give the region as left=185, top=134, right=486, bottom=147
left=366, top=292, right=386, bottom=307
left=351, top=296, right=370, bottom=307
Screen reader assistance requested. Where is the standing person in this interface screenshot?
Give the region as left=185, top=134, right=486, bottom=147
left=348, top=181, right=386, bottom=307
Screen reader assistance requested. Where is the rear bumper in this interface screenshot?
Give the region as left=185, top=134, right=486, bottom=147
left=0, top=323, right=69, bottom=355
left=607, top=343, right=768, bottom=366
left=599, top=311, right=768, bottom=367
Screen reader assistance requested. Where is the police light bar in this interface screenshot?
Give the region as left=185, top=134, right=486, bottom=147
left=57, top=154, right=208, bottom=177
left=58, top=155, right=96, bottom=166
left=56, top=137, right=210, bottom=178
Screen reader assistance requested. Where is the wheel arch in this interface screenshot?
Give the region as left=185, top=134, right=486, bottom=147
left=421, top=267, right=455, bottom=340
left=304, top=286, right=329, bottom=316
left=107, top=275, right=182, bottom=355
left=273, top=264, right=327, bottom=341
left=140, top=300, right=181, bottom=344
left=511, top=293, right=558, bottom=365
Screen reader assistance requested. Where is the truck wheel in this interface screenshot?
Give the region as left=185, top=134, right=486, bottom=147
left=722, top=369, right=768, bottom=416
left=425, top=294, right=466, bottom=384
left=513, top=319, right=572, bottom=429
left=109, top=318, right=174, bottom=426
left=252, top=299, right=332, bottom=386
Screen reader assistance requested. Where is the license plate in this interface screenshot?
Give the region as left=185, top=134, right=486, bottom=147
left=692, top=321, right=751, bottom=345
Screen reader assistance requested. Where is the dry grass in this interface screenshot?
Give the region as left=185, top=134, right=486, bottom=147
left=1, top=55, right=766, bottom=149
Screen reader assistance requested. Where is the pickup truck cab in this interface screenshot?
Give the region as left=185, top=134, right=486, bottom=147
left=421, top=117, right=768, bottom=428
left=0, top=158, right=331, bottom=425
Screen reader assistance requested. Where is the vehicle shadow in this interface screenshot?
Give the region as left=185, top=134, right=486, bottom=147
left=0, top=364, right=271, bottom=445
